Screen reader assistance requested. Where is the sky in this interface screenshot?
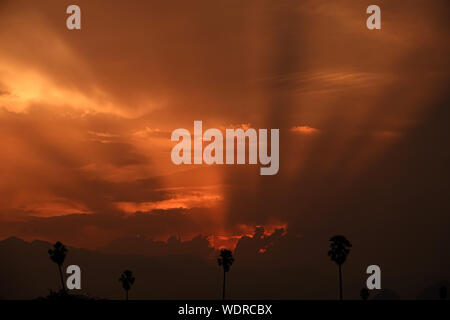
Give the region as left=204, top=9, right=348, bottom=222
left=0, top=0, right=449, bottom=270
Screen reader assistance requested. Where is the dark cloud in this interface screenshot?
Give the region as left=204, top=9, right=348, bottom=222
left=0, top=207, right=218, bottom=249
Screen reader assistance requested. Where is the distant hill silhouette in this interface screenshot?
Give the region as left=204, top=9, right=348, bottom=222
left=99, top=234, right=213, bottom=258
left=36, top=289, right=98, bottom=300
left=416, top=281, right=450, bottom=300
left=0, top=236, right=216, bottom=299
left=372, top=289, right=401, bottom=300
left=1, top=234, right=449, bottom=300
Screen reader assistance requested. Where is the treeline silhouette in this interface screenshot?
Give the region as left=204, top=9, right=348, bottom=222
left=40, top=233, right=449, bottom=301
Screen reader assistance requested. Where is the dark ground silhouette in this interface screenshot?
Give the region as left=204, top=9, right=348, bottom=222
left=0, top=232, right=448, bottom=300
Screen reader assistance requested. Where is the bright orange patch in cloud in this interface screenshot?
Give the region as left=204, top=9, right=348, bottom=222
left=290, top=126, right=319, bottom=135
left=209, top=223, right=288, bottom=250
left=116, top=193, right=223, bottom=214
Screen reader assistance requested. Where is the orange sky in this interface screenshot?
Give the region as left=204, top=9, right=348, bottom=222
left=0, top=0, right=449, bottom=249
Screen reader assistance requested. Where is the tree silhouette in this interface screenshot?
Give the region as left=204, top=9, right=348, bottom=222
left=48, top=241, right=68, bottom=293
left=218, top=249, right=234, bottom=300
left=328, top=235, right=352, bottom=300
left=360, top=288, right=370, bottom=300
left=439, top=286, right=447, bottom=300
left=119, top=270, right=135, bottom=300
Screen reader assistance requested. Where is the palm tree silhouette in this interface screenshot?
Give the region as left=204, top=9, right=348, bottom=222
left=218, top=249, right=234, bottom=300
left=328, top=235, right=352, bottom=300
left=119, top=270, right=135, bottom=300
left=48, top=241, right=68, bottom=293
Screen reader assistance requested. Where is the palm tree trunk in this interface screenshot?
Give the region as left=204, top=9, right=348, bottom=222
left=222, top=270, right=226, bottom=300
left=58, top=265, right=65, bottom=292
left=338, top=264, right=343, bottom=300
left=126, top=290, right=129, bottom=301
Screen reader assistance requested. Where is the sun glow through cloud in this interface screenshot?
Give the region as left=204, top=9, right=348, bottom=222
left=0, top=0, right=448, bottom=254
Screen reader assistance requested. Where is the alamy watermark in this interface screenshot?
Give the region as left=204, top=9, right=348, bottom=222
left=171, top=121, right=279, bottom=176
